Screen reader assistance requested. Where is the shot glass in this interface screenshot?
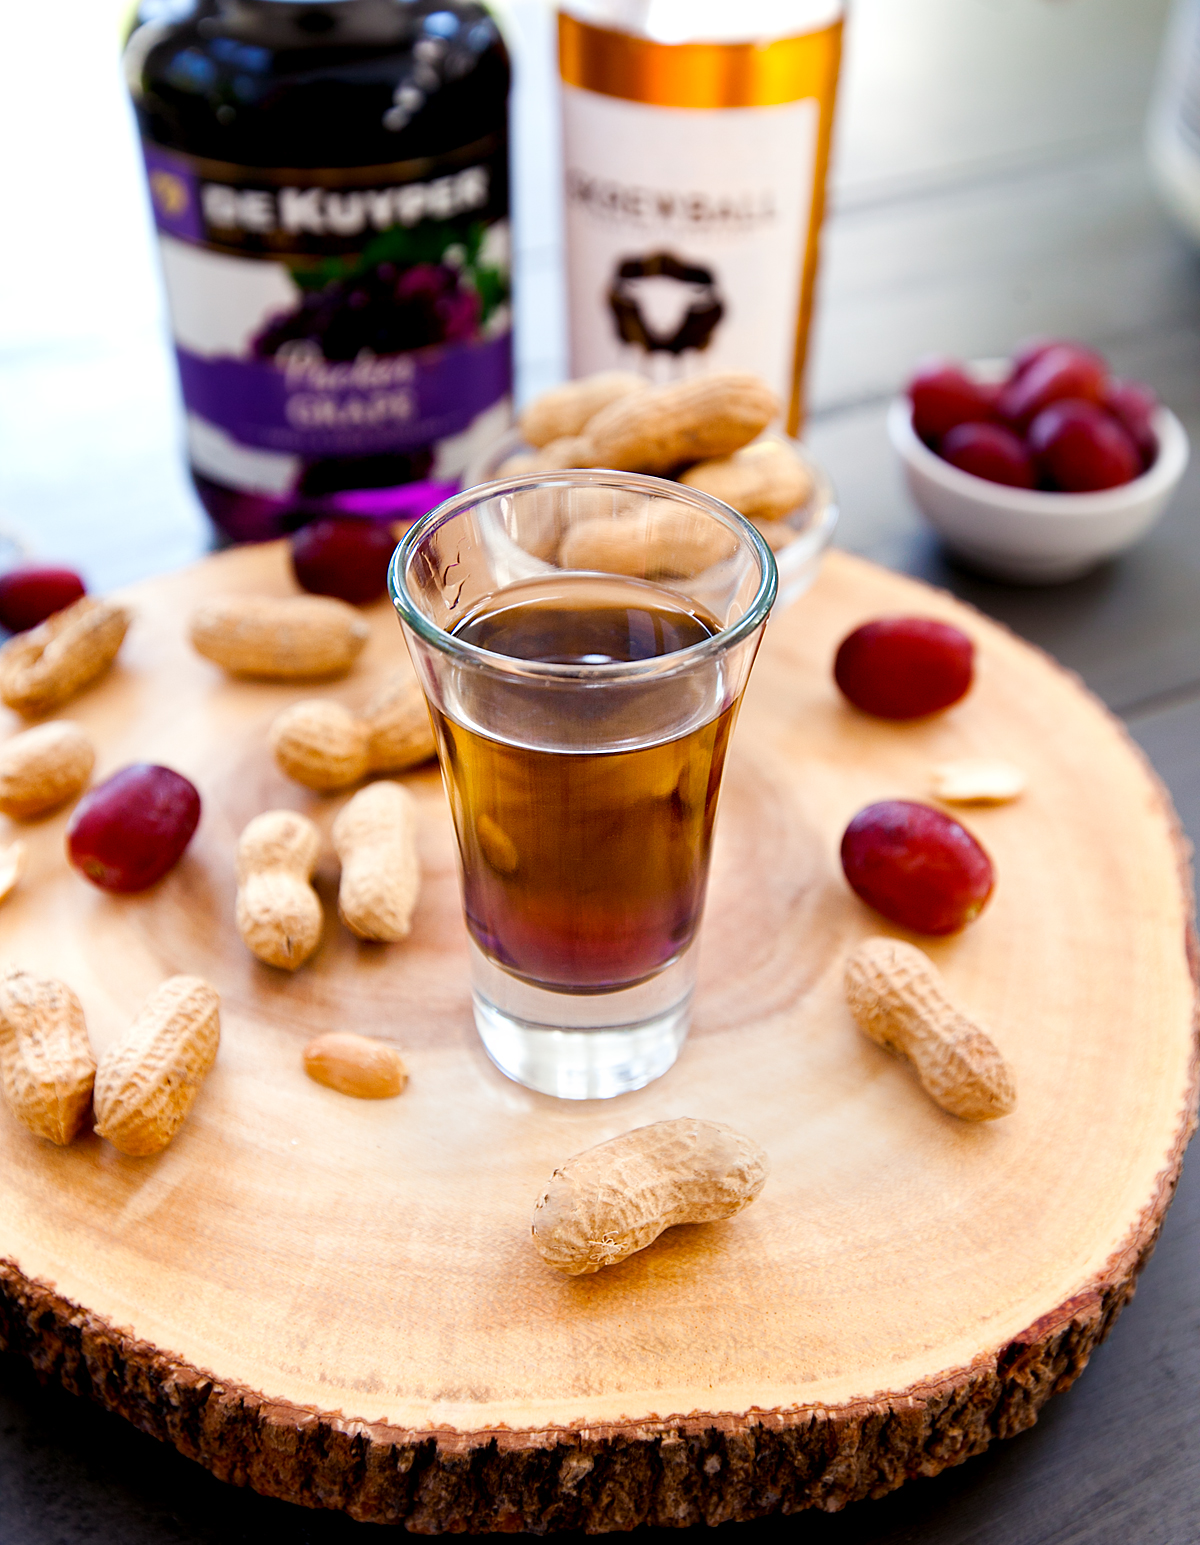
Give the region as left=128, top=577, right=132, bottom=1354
left=389, top=469, right=777, bottom=1099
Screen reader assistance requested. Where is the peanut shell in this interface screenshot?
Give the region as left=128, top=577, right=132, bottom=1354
left=0, top=720, right=95, bottom=818
left=518, top=371, right=648, bottom=447
left=679, top=438, right=813, bottom=521
left=751, top=517, right=800, bottom=553
left=0, top=597, right=130, bottom=717
left=532, top=1118, right=769, bottom=1275
left=93, top=975, right=221, bottom=1157
left=0, top=965, right=95, bottom=1144
left=190, top=594, right=369, bottom=680
left=363, top=673, right=436, bottom=774
left=236, top=810, right=323, bottom=970
left=558, top=501, right=736, bottom=579
left=585, top=372, right=779, bottom=475
left=477, top=813, right=518, bottom=875
left=270, top=700, right=370, bottom=793
left=332, top=781, right=420, bottom=942
left=521, top=434, right=597, bottom=472
left=844, top=936, right=1016, bottom=1121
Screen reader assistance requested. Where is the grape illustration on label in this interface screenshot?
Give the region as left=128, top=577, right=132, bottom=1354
left=142, top=139, right=512, bottom=528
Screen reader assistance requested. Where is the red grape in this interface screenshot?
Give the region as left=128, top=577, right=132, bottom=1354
left=1100, top=378, right=1158, bottom=469
left=834, top=617, right=974, bottom=720
left=0, top=566, right=86, bottom=633
left=939, top=422, right=1035, bottom=488
left=66, top=764, right=200, bottom=893
left=1008, top=336, right=1075, bottom=379
left=998, top=343, right=1108, bottom=430
left=907, top=360, right=998, bottom=445
left=1027, top=399, right=1141, bottom=492
left=290, top=519, right=397, bottom=604
left=841, top=800, right=994, bottom=935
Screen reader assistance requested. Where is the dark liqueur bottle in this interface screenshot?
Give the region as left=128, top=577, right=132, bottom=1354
left=126, top=0, right=511, bottom=541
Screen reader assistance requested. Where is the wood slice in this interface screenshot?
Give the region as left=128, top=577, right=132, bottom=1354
left=0, top=544, right=1194, bottom=1532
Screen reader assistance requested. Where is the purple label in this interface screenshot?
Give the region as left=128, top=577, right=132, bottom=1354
left=176, top=331, right=511, bottom=457
left=141, top=138, right=513, bottom=496
left=142, top=144, right=205, bottom=243
left=331, top=480, right=459, bottom=520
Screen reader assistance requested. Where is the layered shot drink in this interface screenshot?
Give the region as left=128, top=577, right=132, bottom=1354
left=390, top=472, right=776, bottom=1098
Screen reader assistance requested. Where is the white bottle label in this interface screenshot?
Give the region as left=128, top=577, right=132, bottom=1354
left=561, top=84, right=818, bottom=402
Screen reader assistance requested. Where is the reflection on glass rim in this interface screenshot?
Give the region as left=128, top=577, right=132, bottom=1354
left=388, top=467, right=778, bottom=682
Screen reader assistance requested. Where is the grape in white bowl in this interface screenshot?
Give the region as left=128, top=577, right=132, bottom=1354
left=889, top=353, right=1188, bottom=583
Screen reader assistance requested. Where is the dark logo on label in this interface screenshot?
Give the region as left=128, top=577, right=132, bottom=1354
left=608, top=253, right=724, bottom=357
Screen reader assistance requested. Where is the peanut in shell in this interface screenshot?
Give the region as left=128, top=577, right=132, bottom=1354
left=190, top=594, right=369, bottom=680
left=518, top=371, right=648, bottom=447
left=844, top=937, right=1016, bottom=1121
left=679, top=438, right=813, bottom=521
left=558, top=500, right=737, bottom=579
left=332, top=780, right=420, bottom=943
left=93, top=975, right=221, bottom=1156
left=270, top=700, right=371, bottom=793
left=236, top=810, right=324, bottom=969
left=0, top=720, right=95, bottom=818
left=270, top=675, right=434, bottom=795
left=0, top=965, right=96, bottom=1144
left=362, top=673, right=436, bottom=774
left=0, top=598, right=130, bottom=718
left=532, top=1117, right=769, bottom=1275
left=584, top=372, right=779, bottom=475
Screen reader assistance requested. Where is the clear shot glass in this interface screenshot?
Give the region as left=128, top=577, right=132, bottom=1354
left=389, top=469, right=777, bottom=1099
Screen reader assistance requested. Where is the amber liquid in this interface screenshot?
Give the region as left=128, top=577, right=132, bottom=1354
left=433, top=575, right=737, bottom=992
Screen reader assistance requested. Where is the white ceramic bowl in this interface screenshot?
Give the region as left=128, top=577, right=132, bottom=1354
left=887, top=372, right=1189, bottom=584
left=465, top=428, right=839, bottom=609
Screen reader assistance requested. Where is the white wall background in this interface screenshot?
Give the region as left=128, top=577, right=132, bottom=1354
left=0, top=0, right=1176, bottom=583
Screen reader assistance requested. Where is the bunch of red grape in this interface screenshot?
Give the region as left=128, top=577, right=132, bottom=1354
left=908, top=341, right=1159, bottom=493
left=254, top=261, right=482, bottom=363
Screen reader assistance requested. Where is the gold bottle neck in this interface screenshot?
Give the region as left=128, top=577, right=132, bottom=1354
left=558, top=11, right=843, bottom=110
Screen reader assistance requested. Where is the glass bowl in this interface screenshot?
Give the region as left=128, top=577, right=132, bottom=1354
left=464, top=426, right=838, bottom=609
